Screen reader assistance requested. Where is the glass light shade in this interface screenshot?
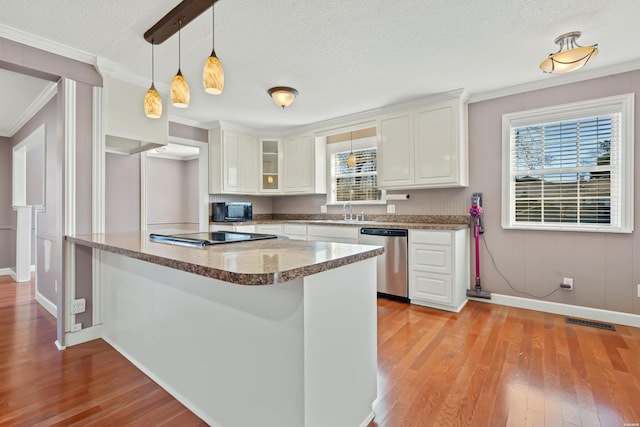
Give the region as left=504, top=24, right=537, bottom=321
left=144, top=85, right=162, bottom=119
left=268, top=87, right=298, bottom=108
left=203, top=52, right=224, bottom=95
left=540, top=46, right=599, bottom=73
left=171, top=69, right=190, bottom=108
left=347, top=153, right=356, bottom=168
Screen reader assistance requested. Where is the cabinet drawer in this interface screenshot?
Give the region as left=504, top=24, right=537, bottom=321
left=284, top=224, right=307, bottom=235
left=410, top=243, right=452, bottom=274
left=409, top=230, right=451, bottom=245
left=410, top=271, right=453, bottom=304
left=307, top=225, right=359, bottom=243
left=255, top=224, right=284, bottom=235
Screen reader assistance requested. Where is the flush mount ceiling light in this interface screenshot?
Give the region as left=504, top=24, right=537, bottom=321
left=170, top=19, right=190, bottom=108
left=203, top=1, right=224, bottom=94
left=268, top=86, right=298, bottom=109
left=539, top=31, right=599, bottom=73
left=144, top=42, right=163, bottom=119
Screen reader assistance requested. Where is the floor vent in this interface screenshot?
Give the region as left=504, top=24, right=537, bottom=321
left=566, top=317, right=615, bottom=331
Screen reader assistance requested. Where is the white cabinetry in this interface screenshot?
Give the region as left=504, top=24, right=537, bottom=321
left=210, top=224, right=257, bottom=233
left=378, top=96, right=468, bottom=189
left=283, top=135, right=326, bottom=194
left=255, top=224, right=284, bottom=235
left=307, top=225, right=359, bottom=244
left=283, top=223, right=307, bottom=241
left=260, top=139, right=282, bottom=193
left=209, top=124, right=258, bottom=194
left=408, top=229, right=469, bottom=312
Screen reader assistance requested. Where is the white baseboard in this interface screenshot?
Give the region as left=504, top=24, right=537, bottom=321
left=55, top=340, right=65, bottom=351
left=64, top=324, right=104, bottom=347
left=101, top=335, right=218, bottom=427
left=473, top=293, right=640, bottom=328
left=36, top=291, right=57, bottom=318
left=359, top=411, right=375, bottom=427
left=0, top=266, right=34, bottom=280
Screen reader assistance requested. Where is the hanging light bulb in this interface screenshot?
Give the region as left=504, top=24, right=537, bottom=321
left=203, top=2, right=224, bottom=94
left=144, top=41, right=162, bottom=119
left=347, top=131, right=356, bottom=168
left=171, top=19, right=190, bottom=108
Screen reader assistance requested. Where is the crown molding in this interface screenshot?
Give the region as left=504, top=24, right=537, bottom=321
left=468, top=58, right=640, bottom=104
left=0, top=81, right=57, bottom=137
left=0, top=24, right=96, bottom=65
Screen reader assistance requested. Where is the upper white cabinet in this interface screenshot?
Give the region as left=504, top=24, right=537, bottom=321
left=209, top=123, right=258, bottom=194
left=378, top=111, right=414, bottom=188
left=378, top=97, right=468, bottom=189
left=260, top=139, right=282, bottom=193
left=283, top=135, right=326, bottom=194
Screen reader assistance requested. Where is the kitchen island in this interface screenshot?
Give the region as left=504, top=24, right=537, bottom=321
left=67, top=232, right=383, bottom=427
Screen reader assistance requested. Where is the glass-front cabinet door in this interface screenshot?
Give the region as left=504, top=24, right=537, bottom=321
left=260, top=139, right=282, bottom=193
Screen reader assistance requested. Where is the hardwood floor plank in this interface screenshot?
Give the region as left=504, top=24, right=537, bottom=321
left=2, top=276, right=640, bottom=426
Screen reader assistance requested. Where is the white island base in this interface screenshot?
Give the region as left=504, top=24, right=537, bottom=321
left=99, top=250, right=377, bottom=427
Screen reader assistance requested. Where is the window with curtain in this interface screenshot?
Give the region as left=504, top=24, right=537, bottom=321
left=502, top=94, right=634, bottom=233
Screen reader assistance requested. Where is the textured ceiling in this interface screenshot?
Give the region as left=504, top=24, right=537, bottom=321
left=1, top=0, right=640, bottom=133
left=0, top=69, right=54, bottom=136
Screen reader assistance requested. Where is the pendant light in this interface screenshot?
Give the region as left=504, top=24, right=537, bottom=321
left=171, top=19, right=190, bottom=108
left=203, top=1, right=224, bottom=95
left=347, top=131, right=356, bottom=168
left=539, top=31, right=599, bottom=74
left=144, top=42, right=163, bottom=119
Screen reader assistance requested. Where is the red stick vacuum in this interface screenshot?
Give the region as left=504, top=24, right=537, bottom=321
left=466, top=193, right=491, bottom=299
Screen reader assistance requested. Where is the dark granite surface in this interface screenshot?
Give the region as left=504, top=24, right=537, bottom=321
left=212, top=214, right=469, bottom=230
left=67, top=232, right=384, bottom=286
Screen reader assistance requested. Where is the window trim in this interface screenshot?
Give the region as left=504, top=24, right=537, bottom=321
left=501, top=93, right=634, bottom=233
left=326, top=136, right=386, bottom=205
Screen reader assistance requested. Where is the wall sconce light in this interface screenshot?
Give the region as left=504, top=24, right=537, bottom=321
left=268, top=86, right=298, bottom=109
left=144, top=42, right=163, bottom=119
left=539, top=31, right=599, bottom=73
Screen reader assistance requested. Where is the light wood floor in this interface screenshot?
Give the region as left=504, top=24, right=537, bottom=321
left=1, top=275, right=639, bottom=426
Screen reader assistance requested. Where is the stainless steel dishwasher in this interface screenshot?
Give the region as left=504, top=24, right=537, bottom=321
left=359, top=228, right=408, bottom=300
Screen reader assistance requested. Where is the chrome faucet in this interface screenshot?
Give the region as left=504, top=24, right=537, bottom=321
left=343, top=202, right=353, bottom=221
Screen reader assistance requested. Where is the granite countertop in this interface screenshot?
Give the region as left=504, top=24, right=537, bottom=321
left=211, top=216, right=469, bottom=231
left=66, top=232, right=384, bottom=286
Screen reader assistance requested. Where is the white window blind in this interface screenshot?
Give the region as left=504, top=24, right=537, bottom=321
left=332, top=148, right=382, bottom=202
left=502, top=94, right=634, bottom=233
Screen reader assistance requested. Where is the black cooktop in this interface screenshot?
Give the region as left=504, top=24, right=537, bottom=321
left=149, top=231, right=278, bottom=248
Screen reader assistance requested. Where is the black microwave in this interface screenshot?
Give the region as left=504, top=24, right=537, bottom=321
left=212, top=202, right=253, bottom=222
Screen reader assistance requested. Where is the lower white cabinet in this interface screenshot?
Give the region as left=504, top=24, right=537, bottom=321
left=210, top=224, right=256, bottom=233
left=255, top=224, right=284, bottom=235
left=409, top=229, right=469, bottom=312
left=283, top=223, right=307, bottom=241
left=306, top=225, right=359, bottom=244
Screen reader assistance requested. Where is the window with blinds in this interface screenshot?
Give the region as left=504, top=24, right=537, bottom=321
left=502, top=94, right=634, bottom=233
left=332, top=148, right=382, bottom=202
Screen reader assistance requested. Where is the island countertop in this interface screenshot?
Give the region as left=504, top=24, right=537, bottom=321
left=66, top=232, right=384, bottom=286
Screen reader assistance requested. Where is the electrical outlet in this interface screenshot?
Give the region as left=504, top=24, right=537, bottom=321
left=387, top=204, right=396, bottom=214
left=561, top=277, right=574, bottom=290
left=320, top=205, right=327, bottom=213
left=71, top=298, right=86, bottom=314
left=637, top=284, right=640, bottom=298
left=70, top=323, right=82, bottom=332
